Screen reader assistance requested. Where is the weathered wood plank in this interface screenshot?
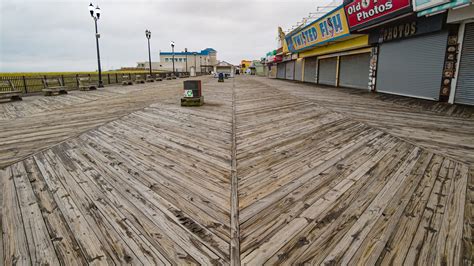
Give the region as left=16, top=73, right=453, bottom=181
left=33, top=152, right=113, bottom=264
left=23, top=157, right=87, bottom=265
left=11, top=162, right=60, bottom=265
left=1, top=166, right=31, bottom=265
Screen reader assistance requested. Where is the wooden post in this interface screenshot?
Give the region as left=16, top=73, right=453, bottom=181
left=76, top=74, right=79, bottom=88
left=107, top=73, right=110, bottom=84
left=115, top=73, right=118, bottom=83
left=22, top=76, right=27, bottom=93
left=61, top=75, right=65, bottom=87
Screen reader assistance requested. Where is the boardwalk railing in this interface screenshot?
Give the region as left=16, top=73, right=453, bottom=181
left=0, top=71, right=194, bottom=94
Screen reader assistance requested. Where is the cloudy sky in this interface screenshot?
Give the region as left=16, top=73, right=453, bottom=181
left=0, top=0, right=339, bottom=72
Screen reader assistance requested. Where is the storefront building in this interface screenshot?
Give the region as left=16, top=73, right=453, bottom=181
left=265, top=50, right=280, bottom=78
left=440, top=1, right=474, bottom=106
left=344, top=0, right=473, bottom=103
left=286, top=5, right=373, bottom=89
left=369, top=14, right=448, bottom=100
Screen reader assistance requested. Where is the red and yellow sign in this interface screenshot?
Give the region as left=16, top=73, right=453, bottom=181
left=345, top=0, right=412, bottom=31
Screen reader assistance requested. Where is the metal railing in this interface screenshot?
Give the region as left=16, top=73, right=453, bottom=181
left=0, top=71, right=199, bottom=94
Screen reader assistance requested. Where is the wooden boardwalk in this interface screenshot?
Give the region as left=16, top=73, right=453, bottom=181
left=0, top=76, right=472, bottom=264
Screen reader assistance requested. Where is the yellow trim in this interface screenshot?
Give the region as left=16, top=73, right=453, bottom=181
left=317, top=47, right=372, bottom=59
left=299, top=35, right=370, bottom=58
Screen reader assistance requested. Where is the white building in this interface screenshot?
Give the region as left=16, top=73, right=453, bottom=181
left=214, top=61, right=235, bottom=76
left=159, top=48, right=217, bottom=73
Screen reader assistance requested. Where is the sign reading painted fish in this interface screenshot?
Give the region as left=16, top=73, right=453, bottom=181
left=286, top=6, right=351, bottom=53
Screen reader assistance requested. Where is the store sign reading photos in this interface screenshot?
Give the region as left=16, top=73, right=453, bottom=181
left=344, top=0, right=412, bottom=30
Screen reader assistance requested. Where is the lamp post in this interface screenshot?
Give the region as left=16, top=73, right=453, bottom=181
left=145, top=30, right=152, bottom=76
left=88, top=3, right=103, bottom=88
left=170, top=41, right=175, bottom=76
left=193, top=52, right=197, bottom=76
left=185, top=48, right=188, bottom=74
left=200, top=56, right=202, bottom=74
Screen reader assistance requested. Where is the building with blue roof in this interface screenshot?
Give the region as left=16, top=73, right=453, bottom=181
left=136, top=48, right=217, bottom=73
left=158, top=48, right=217, bottom=73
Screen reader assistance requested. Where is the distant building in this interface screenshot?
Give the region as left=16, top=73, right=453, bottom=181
left=135, top=62, right=162, bottom=70
left=240, top=60, right=252, bottom=74
left=159, top=48, right=217, bottom=73
left=214, top=61, right=235, bottom=76
left=250, top=60, right=265, bottom=76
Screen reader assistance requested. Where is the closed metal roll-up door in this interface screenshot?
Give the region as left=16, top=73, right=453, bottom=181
left=304, top=56, right=318, bottom=83
left=318, top=57, right=337, bottom=86
left=295, top=59, right=303, bottom=81
left=455, top=23, right=474, bottom=106
left=339, top=53, right=370, bottom=89
left=277, top=63, right=286, bottom=79
left=285, top=61, right=295, bottom=80
left=377, top=31, right=448, bottom=100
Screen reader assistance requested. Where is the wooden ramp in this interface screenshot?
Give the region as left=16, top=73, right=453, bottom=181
left=0, top=76, right=471, bottom=264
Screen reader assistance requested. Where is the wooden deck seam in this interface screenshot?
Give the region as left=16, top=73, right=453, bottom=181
left=230, top=78, right=241, bottom=266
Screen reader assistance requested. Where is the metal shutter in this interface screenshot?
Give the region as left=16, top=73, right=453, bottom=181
left=304, top=57, right=318, bottom=83
left=339, top=53, right=370, bottom=89
left=277, top=63, right=286, bottom=79
left=295, top=59, right=303, bottom=81
left=285, top=61, right=295, bottom=80
left=318, top=57, right=337, bottom=86
left=455, top=23, right=474, bottom=106
left=377, top=31, right=448, bottom=100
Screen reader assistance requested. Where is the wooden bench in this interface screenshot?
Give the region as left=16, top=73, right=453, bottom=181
left=146, top=75, right=155, bottom=82
left=78, top=77, right=98, bottom=91
left=42, top=78, right=68, bottom=96
left=155, top=77, right=163, bottom=81
left=0, top=80, right=22, bottom=102
left=135, top=75, right=145, bottom=84
left=122, top=75, right=133, bottom=85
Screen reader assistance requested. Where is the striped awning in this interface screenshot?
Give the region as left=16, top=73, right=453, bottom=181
left=418, top=0, right=472, bottom=16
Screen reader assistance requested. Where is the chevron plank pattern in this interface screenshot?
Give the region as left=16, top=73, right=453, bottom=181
left=0, top=80, right=186, bottom=168
left=235, top=77, right=470, bottom=265
left=0, top=76, right=472, bottom=264
left=1, top=78, right=233, bottom=264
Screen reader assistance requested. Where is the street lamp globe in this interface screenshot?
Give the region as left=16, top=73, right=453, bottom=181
left=170, top=41, right=175, bottom=48
left=88, top=3, right=94, bottom=16
left=95, top=6, right=101, bottom=19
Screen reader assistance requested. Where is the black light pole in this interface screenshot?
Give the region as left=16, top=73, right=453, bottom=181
left=145, top=30, right=152, bottom=76
left=193, top=52, right=197, bottom=76
left=88, top=3, right=103, bottom=88
left=200, top=56, right=202, bottom=74
left=185, top=48, right=188, bottom=73
left=170, top=41, right=175, bottom=76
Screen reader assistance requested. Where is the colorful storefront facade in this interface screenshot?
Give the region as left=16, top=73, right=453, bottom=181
left=266, top=0, right=473, bottom=104
left=283, top=5, right=373, bottom=89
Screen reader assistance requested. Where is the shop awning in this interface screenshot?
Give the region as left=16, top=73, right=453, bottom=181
left=418, top=0, right=472, bottom=16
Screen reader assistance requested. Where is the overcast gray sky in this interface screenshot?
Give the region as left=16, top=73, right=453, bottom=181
left=0, top=0, right=339, bottom=72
